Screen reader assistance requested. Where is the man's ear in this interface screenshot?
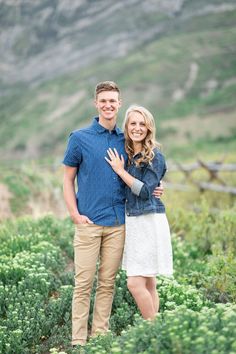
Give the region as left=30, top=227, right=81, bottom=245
left=119, top=99, right=122, bottom=107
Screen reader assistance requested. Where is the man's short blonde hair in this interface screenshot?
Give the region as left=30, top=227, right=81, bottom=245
left=95, top=81, right=120, bottom=98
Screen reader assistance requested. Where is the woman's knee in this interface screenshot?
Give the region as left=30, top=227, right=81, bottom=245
left=127, top=277, right=143, bottom=294
left=146, top=277, right=156, bottom=290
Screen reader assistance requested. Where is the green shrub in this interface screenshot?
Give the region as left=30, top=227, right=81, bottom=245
left=1, top=209, right=235, bottom=353
left=0, top=215, right=74, bottom=354
left=85, top=304, right=236, bottom=354
left=169, top=201, right=236, bottom=256
left=3, top=175, right=30, bottom=214
left=168, top=202, right=236, bottom=302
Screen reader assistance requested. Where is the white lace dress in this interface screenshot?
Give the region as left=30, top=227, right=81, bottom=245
left=122, top=213, right=173, bottom=277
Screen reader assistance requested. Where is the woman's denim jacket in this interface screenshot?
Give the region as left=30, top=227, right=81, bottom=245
left=125, top=148, right=167, bottom=216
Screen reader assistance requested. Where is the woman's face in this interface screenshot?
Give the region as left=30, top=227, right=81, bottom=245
left=127, top=112, right=148, bottom=144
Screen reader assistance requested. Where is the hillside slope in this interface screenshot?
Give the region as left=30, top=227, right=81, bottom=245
left=0, top=0, right=236, bottom=159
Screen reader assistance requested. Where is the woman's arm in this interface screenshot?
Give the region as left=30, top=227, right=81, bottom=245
left=138, top=152, right=166, bottom=200
left=105, top=148, right=135, bottom=188
left=105, top=148, right=165, bottom=200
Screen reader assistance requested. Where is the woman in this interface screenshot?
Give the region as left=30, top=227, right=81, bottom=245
left=105, top=105, right=173, bottom=320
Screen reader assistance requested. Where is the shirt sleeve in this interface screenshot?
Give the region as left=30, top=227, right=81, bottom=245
left=62, top=132, right=82, bottom=167
left=131, top=151, right=167, bottom=200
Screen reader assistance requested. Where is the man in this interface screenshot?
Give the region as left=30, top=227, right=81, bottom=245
left=63, top=81, right=163, bottom=346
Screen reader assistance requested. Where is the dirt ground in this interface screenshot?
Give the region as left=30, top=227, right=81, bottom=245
left=0, top=182, right=67, bottom=222
left=0, top=183, right=12, bottom=221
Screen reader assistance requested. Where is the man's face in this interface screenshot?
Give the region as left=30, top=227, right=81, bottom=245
left=95, top=91, right=121, bottom=123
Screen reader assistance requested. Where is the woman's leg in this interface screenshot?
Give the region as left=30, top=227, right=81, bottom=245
left=127, top=276, right=156, bottom=320
left=146, top=277, right=159, bottom=313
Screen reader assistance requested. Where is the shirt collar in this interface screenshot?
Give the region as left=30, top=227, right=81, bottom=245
left=130, top=151, right=144, bottom=166
left=91, top=117, right=122, bottom=135
left=133, top=152, right=143, bottom=159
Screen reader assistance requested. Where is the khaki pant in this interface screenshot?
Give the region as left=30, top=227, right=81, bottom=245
left=72, top=223, right=125, bottom=345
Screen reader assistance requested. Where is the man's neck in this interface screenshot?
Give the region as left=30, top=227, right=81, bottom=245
left=98, top=117, right=116, bottom=131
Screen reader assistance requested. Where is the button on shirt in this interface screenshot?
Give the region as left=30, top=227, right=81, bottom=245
left=63, top=117, right=127, bottom=226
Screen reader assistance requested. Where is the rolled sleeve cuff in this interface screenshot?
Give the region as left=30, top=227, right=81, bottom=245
left=131, top=178, right=144, bottom=196
left=62, top=158, right=78, bottom=167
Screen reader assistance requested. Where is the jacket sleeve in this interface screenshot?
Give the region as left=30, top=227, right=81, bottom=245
left=131, top=151, right=167, bottom=200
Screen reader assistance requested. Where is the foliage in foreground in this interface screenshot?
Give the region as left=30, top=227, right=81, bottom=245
left=0, top=203, right=235, bottom=353
left=84, top=303, right=236, bottom=354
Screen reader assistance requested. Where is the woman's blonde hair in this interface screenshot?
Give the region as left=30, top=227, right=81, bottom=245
left=123, top=105, right=160, bottom=166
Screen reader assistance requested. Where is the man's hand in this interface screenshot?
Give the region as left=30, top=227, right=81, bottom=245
left=72, top=214, right=93, bottom=225
left=152, top=181, right=164, bottom=199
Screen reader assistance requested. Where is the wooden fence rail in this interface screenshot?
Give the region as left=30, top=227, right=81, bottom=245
left=1, top=159, right=236, bottom=195
left=166, top=160, right=236, bottom=196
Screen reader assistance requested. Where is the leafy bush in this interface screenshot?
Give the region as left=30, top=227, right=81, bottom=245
left=0, top=216, right=74, bottom=354
left=169, top=201, right=236, bottom=256
left=85, top=304, right=236, bottom=354
left=3, top=174, right=31, bottom=214
left=168, top=201, right=236, bottom=302
left=0, top=208, right=235, bottom=353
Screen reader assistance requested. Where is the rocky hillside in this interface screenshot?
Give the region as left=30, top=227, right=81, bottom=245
left=0, top=0, right=191, bottom=87
left=0, top=0, right=236, bottom=159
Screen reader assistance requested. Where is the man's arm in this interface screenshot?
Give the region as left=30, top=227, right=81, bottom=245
left=63, top=166, right=93, bottom=224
